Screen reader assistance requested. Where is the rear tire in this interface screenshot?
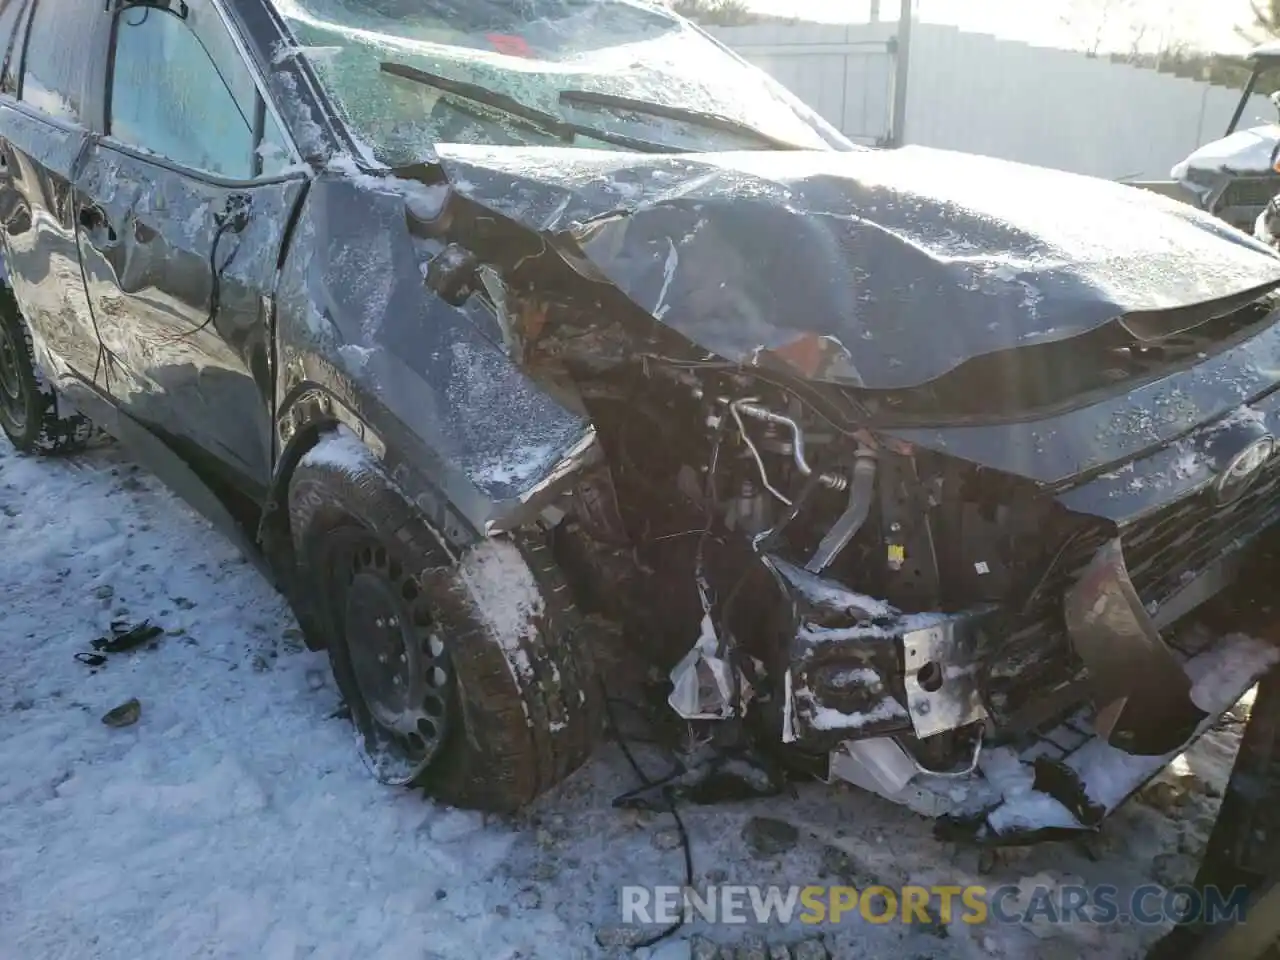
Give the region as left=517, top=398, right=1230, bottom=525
left=288, top=429, right=603, bottom=812
left=0, top=286, right=93, bottom=455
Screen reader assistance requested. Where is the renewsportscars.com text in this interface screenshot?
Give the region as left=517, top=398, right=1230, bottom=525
left=621, top=883, right=1250, bottom=927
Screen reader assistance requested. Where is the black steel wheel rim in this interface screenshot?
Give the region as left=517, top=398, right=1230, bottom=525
left=0, top=322, right=27, bottom=433
left=329, top=527, right=453, bottom=785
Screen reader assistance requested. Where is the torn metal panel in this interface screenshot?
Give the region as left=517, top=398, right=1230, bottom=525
left=1063, top=537, right=1207, bottom=756
left=436, top=142, right=1280, bottom=391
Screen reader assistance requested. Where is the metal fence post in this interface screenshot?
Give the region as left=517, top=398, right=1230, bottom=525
left=889, top=0, right=913, bottom=147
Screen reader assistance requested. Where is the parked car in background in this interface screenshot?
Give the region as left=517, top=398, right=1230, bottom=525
left=1171, top=42, right=1280, bottom=232
left=3, top=0, right=1280, bottom=842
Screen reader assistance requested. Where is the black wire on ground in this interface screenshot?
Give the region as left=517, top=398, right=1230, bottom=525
left=601, top=680, right=694, bottom=950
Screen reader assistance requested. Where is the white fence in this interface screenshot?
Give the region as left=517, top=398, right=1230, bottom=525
left=711, top=22, right=1275, bottom=180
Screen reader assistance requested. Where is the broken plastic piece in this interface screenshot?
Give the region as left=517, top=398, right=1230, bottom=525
left=1063, top=537, right=1207, bottom=755
left=101, top=698, right=141, bottom=728
left=1031, top=757, right=1106, bottom=828
left=668, top=614, right=738, bottom=720
left=91, top=619, right=164, bottom=654
left=828, top=738, right=917, bottom=797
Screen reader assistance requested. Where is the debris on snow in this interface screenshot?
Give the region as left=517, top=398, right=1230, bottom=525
left=101, top=698, right=142, bottom=728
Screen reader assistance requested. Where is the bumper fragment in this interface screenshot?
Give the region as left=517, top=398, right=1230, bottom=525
left=768, top=541, right=1279, bottom=844
left=946, top=629, right=1280, bottom=845
left=1063, top=536, right=1208, bottom=756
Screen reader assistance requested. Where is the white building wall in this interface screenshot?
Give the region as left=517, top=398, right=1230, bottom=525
left=710, top=22, right=1274, bottom=179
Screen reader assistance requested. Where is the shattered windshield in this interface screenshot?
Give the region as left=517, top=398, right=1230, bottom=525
left=273, top=0, right=848, bottom=164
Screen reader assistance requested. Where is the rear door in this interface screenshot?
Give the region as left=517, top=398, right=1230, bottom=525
left=0, top=0, right=105, bottom=389
left=75, top=0, right=305, bottom=496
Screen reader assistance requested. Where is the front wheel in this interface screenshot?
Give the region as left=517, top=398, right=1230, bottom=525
left=288, top=429, right=603, bottom=811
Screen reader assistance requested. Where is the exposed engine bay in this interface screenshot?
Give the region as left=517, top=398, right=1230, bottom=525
left=397, top=142, right=1280, bottom=842
left=506, top=302, right=1280, bottom=842
left=542, top=349, right=1077, bottom=788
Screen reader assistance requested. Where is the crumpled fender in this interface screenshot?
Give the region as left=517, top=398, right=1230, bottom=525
left=273, top=174, right=597, bottom=538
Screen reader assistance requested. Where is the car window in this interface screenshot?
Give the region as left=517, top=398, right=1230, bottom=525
left=277, top=0, right=848, bottom=167
left=109, top=5, right=292, bottom=178
left=0, top=0, right=30, bottom=95
left=21, top=0, right=95, bottom=123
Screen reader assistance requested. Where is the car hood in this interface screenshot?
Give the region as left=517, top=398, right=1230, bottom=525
left=435, top=143, right=1280, bottom=391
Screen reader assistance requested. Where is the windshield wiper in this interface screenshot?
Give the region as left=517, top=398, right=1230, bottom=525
left=379, top=62, right=678, bottom=154
left=558, top=88, right=808, bottom=151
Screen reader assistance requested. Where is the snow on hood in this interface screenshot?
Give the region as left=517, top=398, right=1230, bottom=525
left=435, top=143, right=1280, bottom=390
left=1173, top=124, right=1280, bottom=179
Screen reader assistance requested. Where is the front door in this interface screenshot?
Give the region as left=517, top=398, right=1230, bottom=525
left=0, top=0, right=105, bottom=390
left=75, top=0, right=303, bottom=495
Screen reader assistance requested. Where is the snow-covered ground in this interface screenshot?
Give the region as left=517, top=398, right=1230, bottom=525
left=0, top=438, right=1251, bottom=960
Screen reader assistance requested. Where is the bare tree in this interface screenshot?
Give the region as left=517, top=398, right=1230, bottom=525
left=1240, top=0, right=1280, bottom=41
left=1059, top=0, right=1139, bottom=56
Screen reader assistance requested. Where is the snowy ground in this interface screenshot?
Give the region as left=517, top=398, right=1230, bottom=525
left=0, top=438, right=1252, bottom=960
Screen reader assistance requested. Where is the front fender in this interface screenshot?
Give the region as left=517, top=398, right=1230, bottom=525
left=273, top=176, right=598, bottom=540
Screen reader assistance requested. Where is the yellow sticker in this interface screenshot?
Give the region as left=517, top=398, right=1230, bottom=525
left=887, top=544, right=905, bottom=563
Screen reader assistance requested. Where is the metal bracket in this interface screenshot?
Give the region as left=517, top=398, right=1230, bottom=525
left=902, top=616, right=988, bottom=739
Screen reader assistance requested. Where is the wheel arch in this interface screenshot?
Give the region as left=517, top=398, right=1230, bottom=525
left=261, top=382, right=483, bottom=650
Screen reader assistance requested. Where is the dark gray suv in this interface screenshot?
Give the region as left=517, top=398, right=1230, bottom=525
left=3, top=0, right=1280, bottom=842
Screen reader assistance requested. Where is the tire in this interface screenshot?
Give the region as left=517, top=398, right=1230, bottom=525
left=0, top=286, right=93, bottom=455
left=288, top=429, right=603, bottom=812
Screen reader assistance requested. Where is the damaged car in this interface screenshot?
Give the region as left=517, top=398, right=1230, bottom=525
left=3, top=0, right=1280, bottom=841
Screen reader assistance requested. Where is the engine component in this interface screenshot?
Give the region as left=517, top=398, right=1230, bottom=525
left=726, top=477, right=773, bottom=536
left=878, top=453, right=942, bottom=608
left=733, top=399, right=846, bottom=490
left=730, top=400, right=794, bottom=506
left=806, top=445, right=878, bottom=573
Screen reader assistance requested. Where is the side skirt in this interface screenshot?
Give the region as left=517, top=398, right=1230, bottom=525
left=57, top=380, right=277, bottom=588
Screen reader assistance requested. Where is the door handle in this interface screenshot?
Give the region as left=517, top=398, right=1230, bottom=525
left=132, top=215, right=157, bottom=244
left=78, top=203, right=116, bottom=243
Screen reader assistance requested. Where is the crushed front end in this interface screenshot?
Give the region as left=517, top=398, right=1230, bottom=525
left=515, top=289, right=1280, bottom=844
left=397, top=143, right=1280, bottom=839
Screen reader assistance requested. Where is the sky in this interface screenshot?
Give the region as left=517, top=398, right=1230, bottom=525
left=746, top=0, right=1261, bottom=55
